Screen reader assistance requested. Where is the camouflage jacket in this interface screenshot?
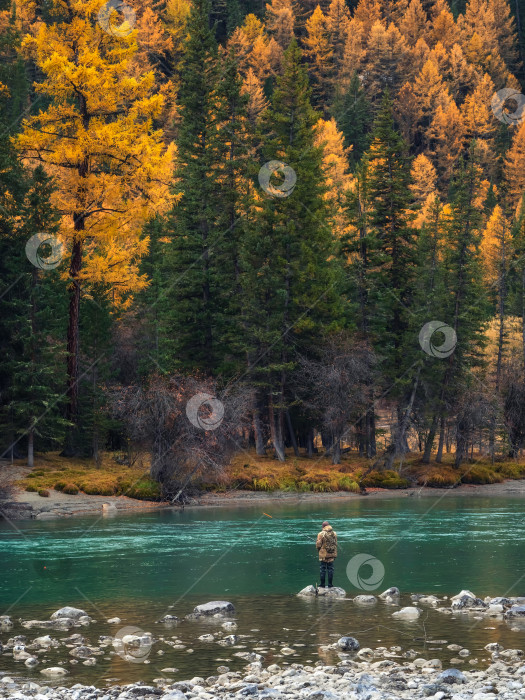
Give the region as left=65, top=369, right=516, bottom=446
left=316, top=525, right=337, bottom=562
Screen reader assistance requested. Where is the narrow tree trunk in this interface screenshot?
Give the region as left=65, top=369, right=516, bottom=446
left=285, top=410, right=299, bottom=457
left=367, top=406, right=377, bottom=457
left=332, top=439, right=341, bottom=465
left=306, top=428, right=314, bottom=457
left=423, top=414, right=438, bottom=464
left=268, top=393, right=285, bottom=462
left=63, top=236, right=83, bottom=456
left=27, top=429, right=34, bottom=468
left=253, top=391, right=266, bottom=456
left=384, top=368, right=420, bottom=470
left=436, top=417, right=445, bottom=463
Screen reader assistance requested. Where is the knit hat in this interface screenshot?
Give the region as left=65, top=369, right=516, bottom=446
left=322, top=521, right=329, bottom=527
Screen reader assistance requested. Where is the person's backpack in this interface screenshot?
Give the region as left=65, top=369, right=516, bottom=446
left=323, top=530, right=337, bottom=554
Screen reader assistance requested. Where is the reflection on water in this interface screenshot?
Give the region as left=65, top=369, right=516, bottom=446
left=0, top=496, right=524, bottom=686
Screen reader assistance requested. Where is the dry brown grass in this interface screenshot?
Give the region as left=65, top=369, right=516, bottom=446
left=13, top=449, right=525, bottom=500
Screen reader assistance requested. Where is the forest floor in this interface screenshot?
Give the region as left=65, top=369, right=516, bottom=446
left=2, top=450, right=525, bottom=520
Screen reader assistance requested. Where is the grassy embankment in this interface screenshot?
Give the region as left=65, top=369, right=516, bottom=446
left=14, top=450, right=525, bottom=501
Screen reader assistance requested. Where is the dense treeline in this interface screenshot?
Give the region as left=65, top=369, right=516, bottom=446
left=1, top=0, right=525, bottom=494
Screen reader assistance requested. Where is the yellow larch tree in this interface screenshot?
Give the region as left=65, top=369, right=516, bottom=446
left=409, top=153, right=438, bottom=226
left=304, top=5, right=333, bottom=104
left=313, top=117, right=354, bottom=238
left=504, top=121, right=525, bottom=211
left=427, top=92, right=464, bottom=185
left=241, top=67, right=269, bottom=125
left=398, top=0, right=428, bottom=48
left=352, top=0, right=382, bottom=37
left=339, top=18, right=366, bottom=84
left=15, top=0, right=175, bottom=451
left=265, top=0, right=295, bottom=50
left=412, top=56, right=447, bottom=125
left=428, top=0, right=458, bottom=49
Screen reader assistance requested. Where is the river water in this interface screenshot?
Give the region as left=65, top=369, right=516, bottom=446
left=0, top=496, right=524, bottom=687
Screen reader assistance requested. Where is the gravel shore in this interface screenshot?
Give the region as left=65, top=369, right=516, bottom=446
left=1, top=656, right=525, bottom=700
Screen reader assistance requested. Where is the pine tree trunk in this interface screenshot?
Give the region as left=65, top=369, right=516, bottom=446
left=332, top=439, right=341, bottom=465
left=253, top=391, right=266, bottom=456
left=27, top=428, right=34, bottom=468
left=368, top=408, right=377, bottom=457
left=384, top=368, right=420, bottom=471
left=286, top=410, right=299, bottom=457
left=436, top=417, right=445, bottom=463
left=268, top=393, right=285, bottom=461
left=307, top=428, right=315, bottom=457
left=423, top=414, right=438, bottom=464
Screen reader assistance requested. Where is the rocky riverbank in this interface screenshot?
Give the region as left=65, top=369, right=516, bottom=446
left=1, top=655, right=525, bottom=699
left=1, top=589, right=525, bottom=699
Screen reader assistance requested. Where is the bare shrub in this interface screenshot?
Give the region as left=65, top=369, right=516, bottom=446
left=111, top=374, right=250, bottom=502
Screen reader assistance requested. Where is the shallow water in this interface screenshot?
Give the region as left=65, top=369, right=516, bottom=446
left=1, top=496, right=524, bottom=686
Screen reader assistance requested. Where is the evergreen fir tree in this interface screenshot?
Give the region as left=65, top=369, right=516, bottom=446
left=240, top=40, right=342, bottom=460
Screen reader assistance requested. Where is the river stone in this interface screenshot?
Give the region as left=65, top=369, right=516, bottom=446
left=392, top=606, right=421, bottom=620
left=50, top=606, right=88, bottom=621
left=157, top=615, right=179, bottom=623
left=24, top=657, right=38, bottom=668
left=451, top=589, right=477, bottom=601
left=161, top=692, right=188, bottom=700
left=506, top=605, right=525, bottom=617
left=337, top=636, right=360, bottom=651
left=69, top=646, right=93, bottom=658
left=451, top=595, right=487, bottom=610
left=297, top=585, right=346, bottom=597
left=379, top=587, right=400, bottom=599
left=40, top=667, right=68, bottom=676
left=485, top=643, right=504, bottom=652
left=353, top=595, right=377, bottom=604
left=193, top=601, right=235, bottom=616
left=33, top=635, right=54, bottom=648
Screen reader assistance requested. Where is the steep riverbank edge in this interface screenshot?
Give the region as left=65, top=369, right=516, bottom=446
left=2, top=479, right=525, bottom=521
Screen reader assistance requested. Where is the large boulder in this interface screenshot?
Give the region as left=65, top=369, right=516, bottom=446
left=193, top=601, right=235, bottom=616
left=392, top=606, right=420, bottom=620
left=337, top=636, right=360, bottom=651
left=50, top=606, right=88, bottom=621
left=297, top=585, right=346, bottom=598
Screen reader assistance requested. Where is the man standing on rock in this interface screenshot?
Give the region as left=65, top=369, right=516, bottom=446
left=316, top=521, right=337, bottom=588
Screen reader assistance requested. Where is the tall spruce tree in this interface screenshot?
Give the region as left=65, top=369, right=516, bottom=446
left=240, top=39, right=342, bottom=460
left=162, top=0, right=224, bottom=374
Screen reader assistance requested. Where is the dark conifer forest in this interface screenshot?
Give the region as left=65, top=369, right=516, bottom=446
left=2, top=0, right=525, bottom=497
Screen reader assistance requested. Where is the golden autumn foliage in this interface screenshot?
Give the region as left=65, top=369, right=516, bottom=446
left=15, top=0, right=176, bottom=304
